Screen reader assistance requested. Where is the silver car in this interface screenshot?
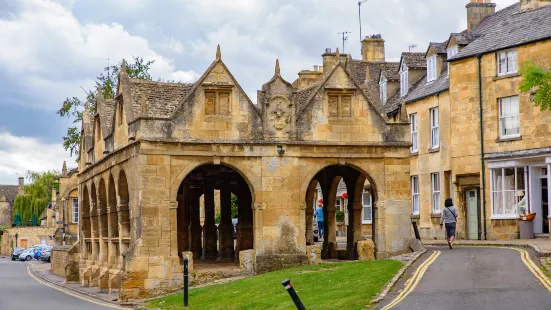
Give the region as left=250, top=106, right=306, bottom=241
left=18, top=248, right=34, bottom=261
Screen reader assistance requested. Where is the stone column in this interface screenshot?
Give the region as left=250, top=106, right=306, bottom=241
left=203, top=181, right=218, bottom=259
left=177, top=188, right=189, bottom=257
left=305, top=202, right=314, bottom=245
left=90, top=202, right=98, bottom=261
left=237, top=192, right=253, bottom=252
left=344, top=172, right=363, bottom=260
left=97, top=207, right=107, bottom=262
left=188, top=188, right=203, bottom=259
left=219, top=185, right=235, bottom=259
left=321, top=179, right=338, bottom=259
left=107, top=207, right=116, bottom=265
left=117, top=202, right=129, bottom=265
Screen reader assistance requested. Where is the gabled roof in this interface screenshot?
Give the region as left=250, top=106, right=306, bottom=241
left=446, top=31, right=478, bottom=49
left=426, top=41, right=449, bottom=57
left=384, top=89, right=402, bottom=115
left=379, top=62, right=400, bottom=82
left=404, top=70, right=450, bottom=104
left=0, top=185, right=19, bottom=205
left=295, top=81, right=322, bottom=112
left=451, top=3, right=551, bottom=61
left=399, top=52, right=426, bottom=70
left=129, top=79, right=195, bottom=119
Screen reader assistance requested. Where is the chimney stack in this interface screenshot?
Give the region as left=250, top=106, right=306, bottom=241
left=520, top=0, right=551, bottom=12
left=361, top=34, right=385, bottom=62
left=466, top=0, right=496, bottom=32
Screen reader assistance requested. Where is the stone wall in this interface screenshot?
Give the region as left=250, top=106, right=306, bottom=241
left=52, top=243, right=80, bottom=282
left=1, top=227, right=55, bottom=255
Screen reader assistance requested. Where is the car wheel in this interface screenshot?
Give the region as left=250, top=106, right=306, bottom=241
left=11, top=257, right=15, bottom=261
left=26, top=256, right=32, bottom=261
left=48, top=257, right=51, bottom=263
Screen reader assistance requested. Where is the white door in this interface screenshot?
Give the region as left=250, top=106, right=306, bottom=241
left=466, top=189, right=479, bottom=240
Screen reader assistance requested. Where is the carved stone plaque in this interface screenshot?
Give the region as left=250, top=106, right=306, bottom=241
left=268, top=97, right=292, bottom=130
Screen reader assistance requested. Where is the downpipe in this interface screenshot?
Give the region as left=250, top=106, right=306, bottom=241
left=477, top=54, right=487, bottom=240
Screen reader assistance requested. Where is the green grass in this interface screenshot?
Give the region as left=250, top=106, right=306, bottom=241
left=147, top=260, right=403, bottom=310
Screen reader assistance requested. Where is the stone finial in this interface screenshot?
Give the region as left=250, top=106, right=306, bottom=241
left=62, top=161, right=68, bottom=177
left=121, top=58, right=128, bottom=74
left=216, top=44, right=221, bottom=61
left=275, top=59, right=281, bottom=75
left=335, top=47, right=341, bottom=63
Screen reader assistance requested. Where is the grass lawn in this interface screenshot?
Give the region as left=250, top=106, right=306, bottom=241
left=146, top=260, right=403, bottom=310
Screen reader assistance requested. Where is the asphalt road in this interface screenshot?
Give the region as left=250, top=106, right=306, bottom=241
left=377, top=246, right=551, bottom=310
left=0, top=256, right=110, bottom=310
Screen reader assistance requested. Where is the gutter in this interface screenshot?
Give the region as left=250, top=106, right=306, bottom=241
left=477, top=54, right=487, bottom=240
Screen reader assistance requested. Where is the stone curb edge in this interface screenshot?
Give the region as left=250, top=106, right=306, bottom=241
left=28, top=265, right=133, bottom=308
left=371, top=249, right=427, bottom=304
left=425, top=242, right=550, bottom=257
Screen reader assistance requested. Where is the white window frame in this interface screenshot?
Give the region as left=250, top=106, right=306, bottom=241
left=72, top=198, right=79, bottom=224
left=490, top=167, right=526, bottom=219
left=379, top=75, right=387, bottom=104
left=427, top=55, right=437, bottom=82
left=400, top=62, right=409, bottom=97
left=431, top=173, right=441, bottom=214
left=498, top=96, right=520, bottom=139
left=497, top=49, right=518, bottom=76
left=447, top=45, right=459, bottom=74
left=430, top=107, right=439, bottom=149
left=362, top=190, right=372, bottom=224
left=410, top=113, right=418, bottom=153
left=412, top=176, right=420, bottom=215
left=335, top=198, right=341, bottom=212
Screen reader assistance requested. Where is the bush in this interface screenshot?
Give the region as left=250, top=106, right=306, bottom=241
left=215, top=211, right=221, bottom=225
left=336, top=210, right=345, bottom=222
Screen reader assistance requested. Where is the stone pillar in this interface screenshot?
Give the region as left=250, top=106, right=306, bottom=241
left=237, top=192, right=253, bottom=252
left=90, top=202, right=98, bottom=261
left=305, top=202, right=314, bottom=245
left=344, top=172, right=363, bottom=260
left=188, top=188, right=203, bottom=259
left=177, top=188, right=190, bottom=257
left=219, top=185, right=235, bottom=259
left=117, top=202, right=129, bottom=265
left=107, top=207, right=116, bottom=265
left=97, top=208, right=106, bottom=262
left=321, top=179, right=337, bottom=259
left=203, top=181, right=218, bottom=259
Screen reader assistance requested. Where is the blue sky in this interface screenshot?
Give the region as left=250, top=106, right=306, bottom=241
left=0, top=0, right=516, bottom=184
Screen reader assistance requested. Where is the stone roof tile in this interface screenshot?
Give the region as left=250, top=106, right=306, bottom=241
left=0, top=185, right=18, bottom=205
left=129, top=79, right=195, bottom=119
left=401, top=52, right=426, bottom=69
left=404, top=71, right=450, bottom=104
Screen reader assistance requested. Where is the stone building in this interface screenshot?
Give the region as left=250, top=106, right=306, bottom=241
left=50, top=161, right=80, bottom=243
left=373, top=0, right=551, bottom=240
left=0, top=178, right=22, bottom=228
left=74, top=40, right=413, bottom=299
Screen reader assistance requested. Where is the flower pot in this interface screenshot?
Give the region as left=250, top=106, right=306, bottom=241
left=520, top=213, right=536, bottom=221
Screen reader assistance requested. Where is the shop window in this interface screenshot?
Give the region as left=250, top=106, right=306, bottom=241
left=491, top=167, right=526, bottom=218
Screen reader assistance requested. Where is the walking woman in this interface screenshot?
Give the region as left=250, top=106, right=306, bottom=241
left=440, top=198, right=459, bottom=249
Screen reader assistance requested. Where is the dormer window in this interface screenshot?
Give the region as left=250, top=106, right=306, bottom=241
left=427, top=56, right=437, bottom=82
left=400, top=62, right=409, bottom=97
left=447, top=45, right=459, bottom=74
left=379, top=75, right=387, bottom=104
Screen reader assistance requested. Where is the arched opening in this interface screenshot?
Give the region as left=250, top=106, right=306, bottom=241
left=118, top=170, right=130, bottom=258
left=90, top=183, right=99, bottom=261
left=98, top=178, right=108, bottom=262
left=305, top=165, right=375, bottom=260
left=176, top=164, right=254, bottom=264
left=108, top=174, right=119, bottom=265
left=82, top=186, right=92, bottom=259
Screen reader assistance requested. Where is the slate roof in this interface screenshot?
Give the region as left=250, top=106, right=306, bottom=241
left=448, top=31, right=479, bottom=48
left=129, top=79, right=195, bottom=119
left=0, top=185, right=19, bottom=205
left=404, top=71, right=450, bottom=104
left=384, top=89, right=403, bottom=115
left=347, top=60, right=369, bottom=85
left=380, top=63, right=400, bottom=81
left=97, top=98, right=115, bottom=139
left=295, top=81, right=322, bottom=112
left=451, top=3, right=551, bottom=61
left=361, top=61, right=400, bottom=115
left=400, top=53, right=426, bottom=70
left=428, top=41, right=448, bottom=56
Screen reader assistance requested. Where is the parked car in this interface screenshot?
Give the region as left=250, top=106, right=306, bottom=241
left=232, top=218, right=238, bottom=239
left=36, top=245, right=53, bottom=260
left=11, top=248, right=25, bottom=261
left=18, top=249, right=35, bottom=261
left=40, top=251, right=51, bottom=263
left=313, top=217, right=319, bottom=242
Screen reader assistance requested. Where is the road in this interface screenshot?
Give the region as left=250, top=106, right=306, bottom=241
left=377, top=246, right=551, bottom=310
left=0, top=256, right=111, bottom=310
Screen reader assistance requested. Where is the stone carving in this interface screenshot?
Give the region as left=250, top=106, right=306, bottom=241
left=268, top=97, right=292, bottom=130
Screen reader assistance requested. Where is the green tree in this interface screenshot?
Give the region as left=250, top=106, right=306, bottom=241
left=520, top=62, right=551, bottom=111
left=13, top=171, right=59, bottom=226
left=231, top=193, right=239, bottom=219
left=57, top=57, right=156, bottom=157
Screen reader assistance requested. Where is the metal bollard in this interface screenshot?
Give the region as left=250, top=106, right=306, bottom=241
left=183, top=257, right=189, bottom=307
left=281, top=279, right=306, bottom=310
left=412, top=221, right=421, bottom=240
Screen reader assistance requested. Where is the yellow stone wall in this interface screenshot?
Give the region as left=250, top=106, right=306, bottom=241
left=1, top=227, right=56, bottom=255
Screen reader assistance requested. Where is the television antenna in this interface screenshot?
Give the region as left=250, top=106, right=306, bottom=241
left=409, top=44, right=417, bottom=52
left=338, top=31, right=351, bottom=53
left=358, top=0, right=369, bottom=42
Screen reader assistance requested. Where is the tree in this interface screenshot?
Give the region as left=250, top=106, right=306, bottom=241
left=57, top=57, right=156, bottom=157
left=520, top=62, right=551, bottom=111
left=13, top=171, right=59, bottom=226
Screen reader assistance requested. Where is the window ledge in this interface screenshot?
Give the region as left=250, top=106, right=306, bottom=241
left=493, top=73, right=521, bottom=81
left=496, top=136, right=522, bottom=143
left=490, top=216, right=519, bottom=220
left=430, top=213, right=442, bottom=218
left=362, top=221, right=373, bottom=225
left=411, top=151, right=419, bottom=156
left=428, top=147, right=440, bottom=153
left=410, top=214, right=420, bottom=219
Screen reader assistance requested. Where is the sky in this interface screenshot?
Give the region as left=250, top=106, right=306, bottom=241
left=0, top=0, right=517, bottom=184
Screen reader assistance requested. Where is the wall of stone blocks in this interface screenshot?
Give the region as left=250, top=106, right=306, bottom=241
left=1, top=227, right=55, bottom=255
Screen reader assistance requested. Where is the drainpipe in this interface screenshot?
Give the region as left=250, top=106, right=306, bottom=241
left=477, top=54, right=487, bottom=240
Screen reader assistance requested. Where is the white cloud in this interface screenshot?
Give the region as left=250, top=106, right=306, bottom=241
left=0, top=131, right=73, bottom=184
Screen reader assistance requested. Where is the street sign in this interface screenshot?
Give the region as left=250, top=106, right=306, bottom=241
left=56, top=221, right=63, bottom=224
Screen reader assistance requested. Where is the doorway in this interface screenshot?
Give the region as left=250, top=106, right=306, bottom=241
left=542, top=178, right=549, bottom=234
left=466, top=189, right=479, bottom=240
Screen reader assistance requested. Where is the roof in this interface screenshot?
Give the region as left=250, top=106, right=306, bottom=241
left=400, top=52, right=426, bottom=70
left=448, top=31, right=478, bottom=48
left=0, top=185, right=19, bottom=205
left=427, top=41, right=448, bottom=56
left=379, top=62, right=400, bottom=81
left=129, top=79, right=195, bottom=119
left=347, top=60, right=369, bottom=85
left=451, top=3, right=551, bottom=61
left=295, top=82, right=322, bottom=112
left=404, top=71, right=450, bottom=104
left=384, top=89, right=402, bottom=115
left=360, top=61, right=400, bottom=115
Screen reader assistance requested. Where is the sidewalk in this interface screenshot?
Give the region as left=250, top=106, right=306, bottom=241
left=423, top=239, right=551, bottom=257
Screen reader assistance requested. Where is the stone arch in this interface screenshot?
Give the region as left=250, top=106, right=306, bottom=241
left=98, top=178, right=108, bottom=262
left=118, top=169, right=130, bottom=245
left=90, top=182, right=99, bottom=261
left=81, top=185, right=91, bottom=242
left=108, top=173, right=119, bottom=265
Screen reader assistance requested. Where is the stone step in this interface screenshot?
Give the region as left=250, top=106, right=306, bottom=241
left=535, top=233, right=549, bottom=239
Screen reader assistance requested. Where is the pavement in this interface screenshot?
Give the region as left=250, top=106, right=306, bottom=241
left=0, top=256, right=119, bottom=310
left=423, top=238, right=551, bottom=256
left=375, top=246, right=551, bottom=310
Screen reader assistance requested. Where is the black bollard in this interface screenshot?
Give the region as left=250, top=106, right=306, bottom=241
left=183, top=257, right=189, bottom=307
left=412, top=221, right=421, bottom=240
left=281, top=279, right=306, bottom=310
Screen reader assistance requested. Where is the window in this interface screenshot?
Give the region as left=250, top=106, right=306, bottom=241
left=328, top=94, right=352, bottom=117
left=335, top=198, right=341, bottom=212
left=427, top=56, right=437, bottom=82
left=410, top=113, right=418, bottom=153
left=497, top=49, right=518, bottom=76
left=498, top=96, right=520, bottom=139
left=491, top=167, right=526, bottom=218
left=412, top=176, right=420, bottom=215
left=205, top=90, right=231, bottom=115
left=362, top=190, right=372, bottom=224
left=380, top=75, right=387, bottom=104
left=72, top=198, right=79, bottom=223
left=430, top=107, right=439, bottom=148
left=431, top=173, right=441, bottom=214
left=400, top=62, right=409, bottom=97
left=447, top=46, right=459, bottom=73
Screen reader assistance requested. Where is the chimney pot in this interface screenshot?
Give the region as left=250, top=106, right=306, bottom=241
left=466, top=0, right=496, bottom=32
left=325, top=48, right=331, bottom=53
left=18, top=177, right=24, bottom=188
left=361, top=35, right=385, bottom=62
left=314, top=65, right=319, bottom=71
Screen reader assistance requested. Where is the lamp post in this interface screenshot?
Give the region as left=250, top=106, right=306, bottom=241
left=15, top=233, right=18, bottom=248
